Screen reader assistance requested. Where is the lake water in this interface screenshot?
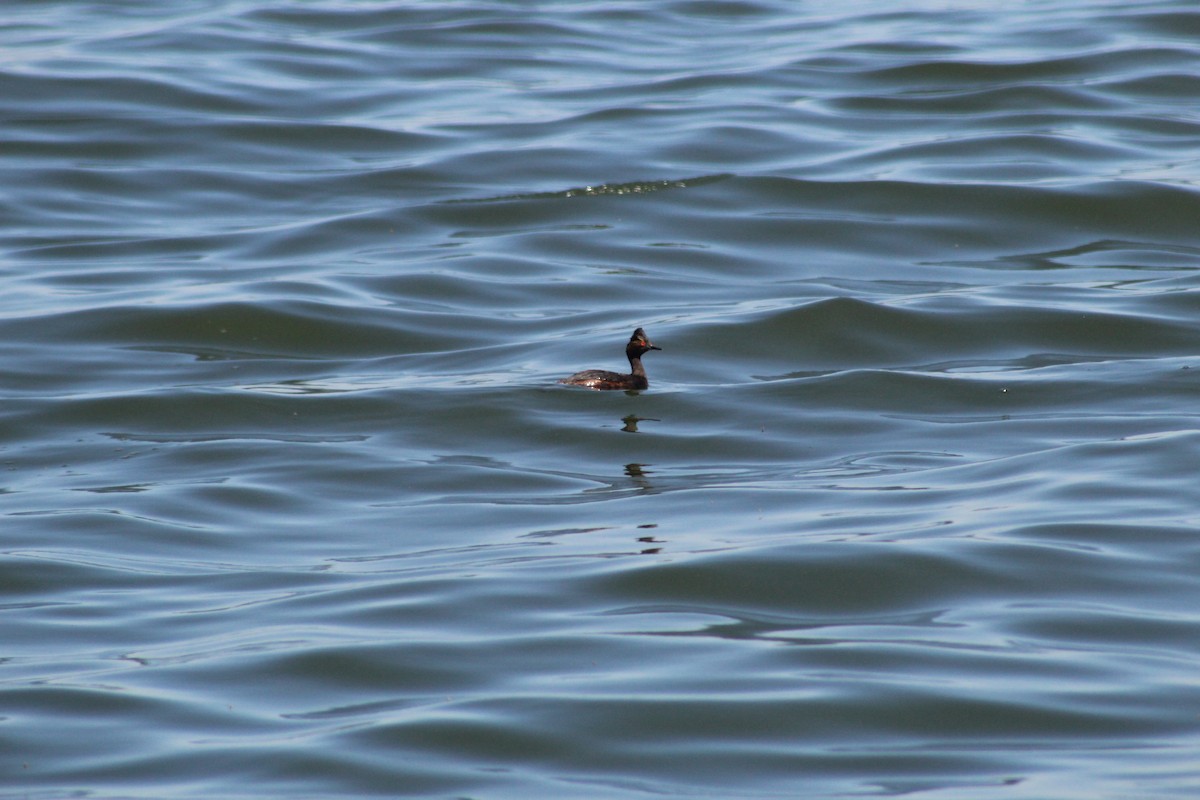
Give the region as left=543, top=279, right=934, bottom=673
left=5, top=2, right=1200, bottom=798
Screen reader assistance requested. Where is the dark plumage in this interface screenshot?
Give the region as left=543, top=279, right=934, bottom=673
left=560, top=328, right=662, bottom=391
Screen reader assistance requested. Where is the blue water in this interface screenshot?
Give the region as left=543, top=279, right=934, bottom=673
left=5, top=2, right=1200, bottom=797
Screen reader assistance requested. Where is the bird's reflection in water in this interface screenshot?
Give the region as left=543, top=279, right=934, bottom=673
left=621, top=414, right=659, bottom=433
left=624, top=461, right=652, bottom=491
left=521, top=519, right=664, bottom=556
left=636, top=522, right=662, bottom=555
left=524, top=465, right=663, bottom=554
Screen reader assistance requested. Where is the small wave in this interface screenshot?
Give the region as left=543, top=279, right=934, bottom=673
left=443, top=173, right=733, bottom=204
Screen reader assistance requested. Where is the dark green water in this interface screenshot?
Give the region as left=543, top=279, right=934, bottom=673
left=5, top=2, right=1200, bottom=797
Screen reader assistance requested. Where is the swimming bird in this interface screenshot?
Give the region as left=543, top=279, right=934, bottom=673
left=560, top=327, right=662, bottom=391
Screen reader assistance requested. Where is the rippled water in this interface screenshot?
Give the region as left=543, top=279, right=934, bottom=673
left=5, top=2, right=1200, bottom=798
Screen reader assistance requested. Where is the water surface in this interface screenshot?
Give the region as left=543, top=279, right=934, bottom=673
left=4, top=2, right=1200, bottom=798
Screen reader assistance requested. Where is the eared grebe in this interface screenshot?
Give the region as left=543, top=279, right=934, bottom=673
left=560, top=327, right=662, bottom=391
